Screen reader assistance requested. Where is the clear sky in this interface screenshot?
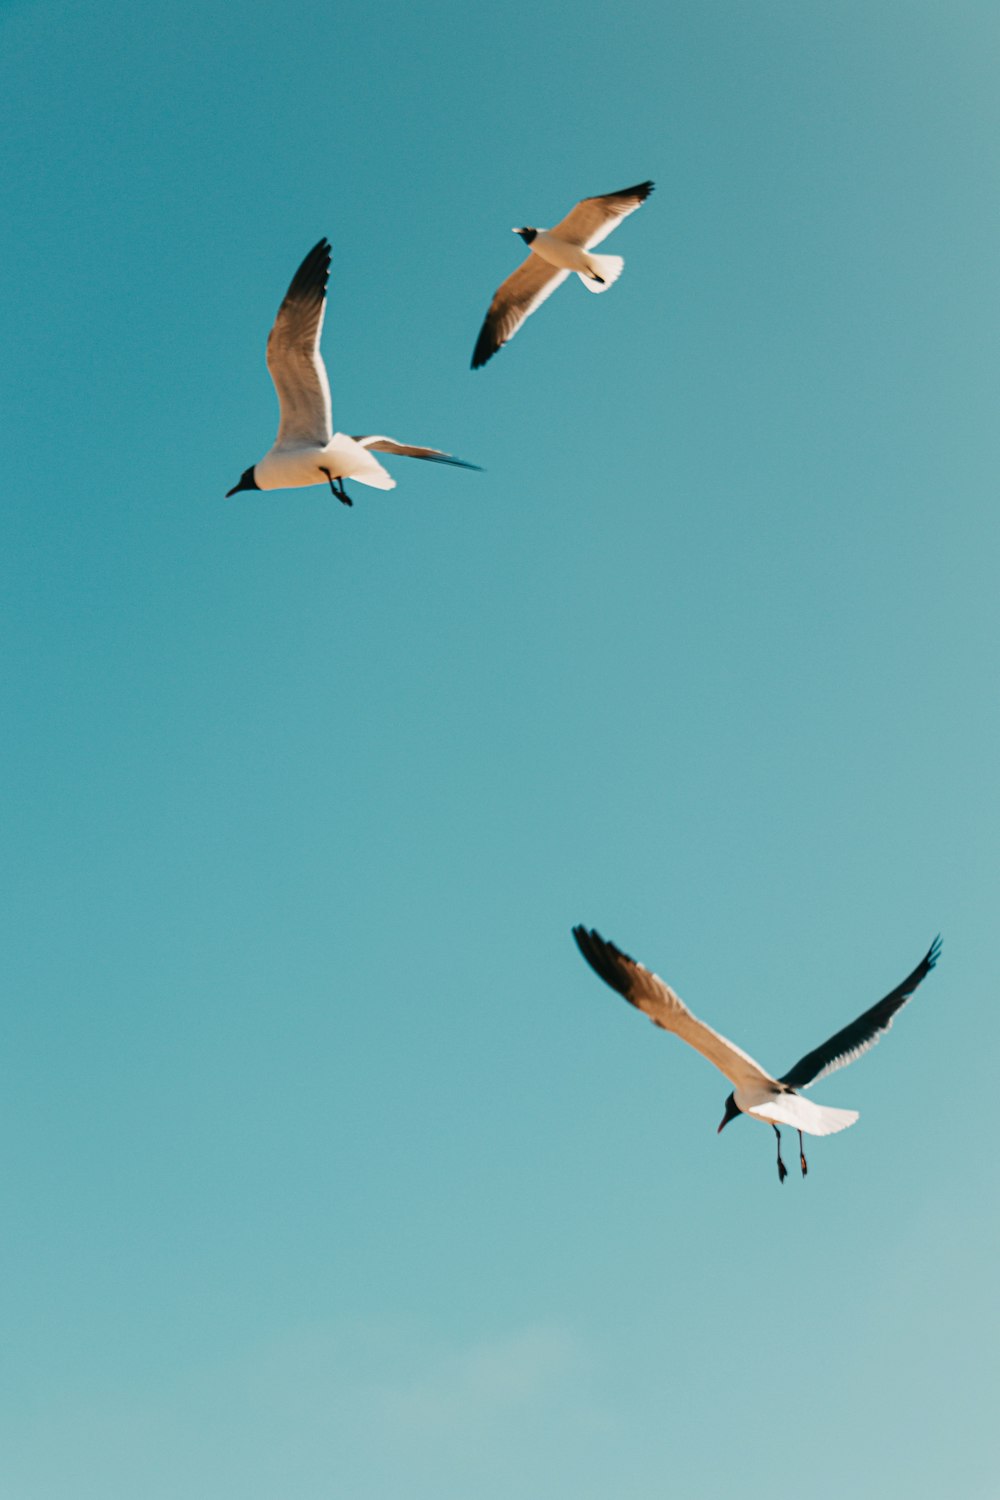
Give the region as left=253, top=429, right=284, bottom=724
left=2, top=0, right=998, bottom=1495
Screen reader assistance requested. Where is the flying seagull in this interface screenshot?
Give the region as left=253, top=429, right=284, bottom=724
left=227, top=238, right=480, bottom=505
left=572, top=926, right=941, bottom=1182
left=470, top=181, right=654, bottom=369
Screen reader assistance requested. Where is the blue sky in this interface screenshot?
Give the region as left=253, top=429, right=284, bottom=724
left=2, top=0, right=998, bottom=1495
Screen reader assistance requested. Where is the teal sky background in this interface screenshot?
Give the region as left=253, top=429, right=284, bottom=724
left=2, top=0, right=999, bottom=1494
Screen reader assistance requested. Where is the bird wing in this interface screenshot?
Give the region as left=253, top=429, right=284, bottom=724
left=265, top=238, right=334, bottom=446
left=471, top=259, right=570, bottom=368
left=779, top=936, right=941, bottom=1090
left=572, top=927, right=776, bottom=1092
left=550, top=180, right=654, bottom=250
left=351, top=436, right=483, bottom=470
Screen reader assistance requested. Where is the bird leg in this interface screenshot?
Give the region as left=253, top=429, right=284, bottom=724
left=320, top=468, right=353, bottom=507
left=798, top=1130, right=808, bottom=1178
left=773, top=1125, right=788, bottom=1184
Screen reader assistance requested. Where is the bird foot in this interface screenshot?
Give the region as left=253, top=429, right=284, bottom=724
left=321, top=469, right=353, bottom=506
left=777, top=1159, right=788, bottom=1184
left=800, top=1155, right=808, bottom=1178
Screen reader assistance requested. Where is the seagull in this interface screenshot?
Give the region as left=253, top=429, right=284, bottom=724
left=470, top=180, right=654, bottom=369
left=572, top=926, right=941, bottom=1182
left=227, top=238, right=480, bottom=505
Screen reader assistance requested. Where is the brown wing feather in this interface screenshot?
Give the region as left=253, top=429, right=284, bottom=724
left=471, top=257, right=569, bottom=368
left=551, top=180, right=654, bottom=250
left=265, top=238, right=334, bottom=445
left=572, top=926, right=776, bottom=1092
left=352, top=436, right=482, bottom=469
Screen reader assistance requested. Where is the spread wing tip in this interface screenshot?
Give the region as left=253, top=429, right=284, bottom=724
left=412, top=451, right=484, bottom=470
left=284, top=238, right=332, bottom=306
left=778, top=934, right=942, bottom=1090
left=598, top=180, right=654, bottom=203
left=906, top=934, right=942, bottom=991
left=572, top=925, right=638, bottom=998
left=471, top=325, right=499, bottom=368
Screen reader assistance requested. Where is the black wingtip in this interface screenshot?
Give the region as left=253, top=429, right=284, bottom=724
left=284, top=238, right=332, bottom=306
left=925, top=935, right=943, bottom=971
left=572, top=925, right=637, bottom=998
left=602, top=180, right=655, bottom=202
left=471, top=327, right=498, bottom=370
left=424, top=454, right=484, bottom=471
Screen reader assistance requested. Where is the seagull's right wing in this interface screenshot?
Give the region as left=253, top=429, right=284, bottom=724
left=471, top=259, right=569, bottom=368
left=572, top=927, right=776, bottom=1092
left=266, top=238, right=334, bottom=446
left=779, top=937, right=941, bottom=1090
left=551, top=180, right=654, bottom=250
left=352, top=436, right=483, bottom=469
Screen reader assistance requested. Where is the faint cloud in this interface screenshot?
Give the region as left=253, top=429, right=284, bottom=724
left=1, top=1319, right=608, bottom=1500
left=373, top=1323, right=588, bottom=1436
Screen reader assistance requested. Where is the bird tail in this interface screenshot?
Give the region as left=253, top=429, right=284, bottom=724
left=327, top=434, right=396, bottom=491
left=578, top=253, right=624, bottom=293
left=802, top=1103, right=859, bottom=1136
left=349, top=452, right=396, bottom=490
left=752, top=1094, right=859, bottom=1138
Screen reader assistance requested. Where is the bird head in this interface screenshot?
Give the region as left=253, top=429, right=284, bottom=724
left=226, top=465, right=259, bottom=498
left=717, top=1093, right=741, bottom=1133
left=512, top=227, right=538, bottom=244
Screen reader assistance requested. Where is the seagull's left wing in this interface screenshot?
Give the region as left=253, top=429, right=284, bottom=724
left=573, top=926, right=776, bottom=1092
left=352, top=436, right=482, bottom=469
left=779, top=937, right=941, bottom=1090
left=550, top=180, right=654, bottom=250
left=471, top=257, right=570, bottom=368
left=266, top=238, right=334, bottom=446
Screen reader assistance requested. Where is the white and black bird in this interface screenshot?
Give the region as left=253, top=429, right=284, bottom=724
left=470, top=181, right=654, bottom=369
left=572, top=926, right=941, bottom=1182
left=227, top=238, right=480, bottom=505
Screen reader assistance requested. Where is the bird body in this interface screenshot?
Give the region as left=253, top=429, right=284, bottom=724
left=471, top=181, right=653, bottom=367
left=521, top=231, right=624, bottom=289
left=572, top=926, right=940, bottom=1181
left=227, top=238, right=480, bottom=503
left=253, top=435, right=394, bottom=493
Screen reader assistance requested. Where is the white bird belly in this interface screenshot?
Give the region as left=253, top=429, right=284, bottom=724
left=255, top=435, right=394, bottom=492
left=531, top=233, right=601, bottom=275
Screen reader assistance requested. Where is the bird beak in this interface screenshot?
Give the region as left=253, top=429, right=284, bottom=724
left=225, top=485, right=239, bottom=497
left=717, top=1115, right=729, bottom=1134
